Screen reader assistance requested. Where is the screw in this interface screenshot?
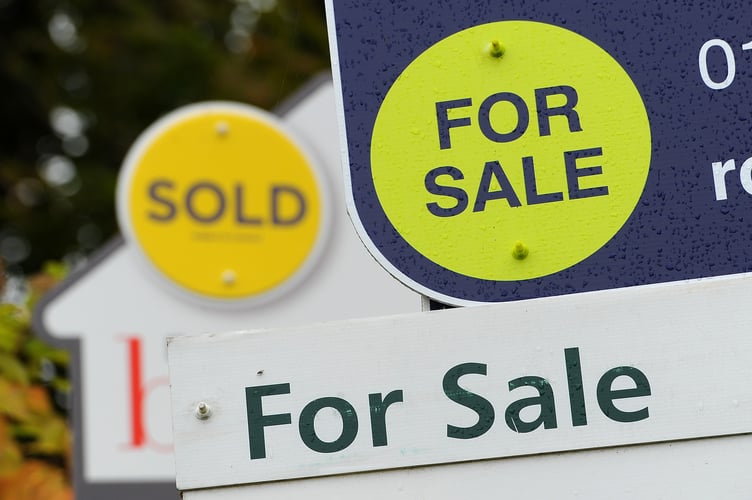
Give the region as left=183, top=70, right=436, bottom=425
left=512, top=241, right=529, bottom=260
left=215, top=121, right=230, bottom=136
left=221, top=269, right=237, bottom=286
left=488, top=39, right=505, bottom=58
left=196, top=402, right=212, bottom=420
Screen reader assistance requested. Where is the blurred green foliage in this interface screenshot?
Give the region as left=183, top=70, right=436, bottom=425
left=0, top=0, right=330, bottom=273
left=0, top=262, right=72, bottom=500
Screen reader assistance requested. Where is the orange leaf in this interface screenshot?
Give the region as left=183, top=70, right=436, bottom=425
left=24, top=387, right=52, bottom=417
left=0, top=461, right=72, bottom=500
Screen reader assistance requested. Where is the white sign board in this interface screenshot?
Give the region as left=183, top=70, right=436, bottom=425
left=179, top=434, right=752, bottom=500
left=33, top=76, right=419, bottom=499
left=169, top=273, right=752, bottom=497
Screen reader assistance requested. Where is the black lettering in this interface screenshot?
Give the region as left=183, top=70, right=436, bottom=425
left=425, top=166, right=469, bottom=217
left=523, top=156, right=564, bottom=205
left=147, top=179, right=177, bottom=222
left=185, top=182, right=225, bottom=223
left=535, top=85, right=583, bottom=137
left=478, top=92, right=529, bottom=143
left=473, top=161, right=522, bottom=211
left=564, top=147, right=609, bottom=200
left=271, top=185, right=306, bottom=225
left=235, top=183, right=262, bottom=225
left=436, top=98, right=473, bottom=150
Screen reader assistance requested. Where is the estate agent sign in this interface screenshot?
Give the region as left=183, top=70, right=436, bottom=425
left=169, top=273, right=752, bottom=498
left=326, top=0, right=752, bottom=305
left=165, top=3, right=752, bottom=498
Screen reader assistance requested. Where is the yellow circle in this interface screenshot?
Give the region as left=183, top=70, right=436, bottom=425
left=371, top=21, right=651, bottom=281
left=120, top=104, right=325, bottom=301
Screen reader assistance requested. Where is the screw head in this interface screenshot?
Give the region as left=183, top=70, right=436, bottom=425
left=512, top=241, right=529, bottom=260
left=487, top=39, right=505, bottom=58
left=215, top=121, right=230, bottom=136
left=221, top=269, right=237, bottom=286
left=196, top=402, right=212, bottom=420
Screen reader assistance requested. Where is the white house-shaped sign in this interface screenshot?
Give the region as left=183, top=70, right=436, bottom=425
left=32, top=76, right=419, bottom=499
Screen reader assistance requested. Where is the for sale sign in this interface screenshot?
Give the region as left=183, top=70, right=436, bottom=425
left=325, top=0, right=752, bottom=305
left=168, top=273, right=752, bottom=495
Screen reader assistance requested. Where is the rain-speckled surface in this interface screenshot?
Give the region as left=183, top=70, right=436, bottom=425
left=328, top=0, right=752, bottom=304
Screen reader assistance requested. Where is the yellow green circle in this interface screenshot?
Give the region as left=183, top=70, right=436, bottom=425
left=123, top=105, right=324, bottom=300
left=371, top=21, right=651, bottom=281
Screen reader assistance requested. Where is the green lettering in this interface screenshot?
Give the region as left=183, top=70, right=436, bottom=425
left=245, top=383, right=292, bottom=460
left=298, top=397, right=358, bottom=453
left=597, top=366, right=651, bottom=422
left=369, top=390, right=404, bottom=447
left=443, top=363, right=495, bottom=439
left=565, top=347, right=587, bottom=426
left=505, top=376, right=557, bottom=433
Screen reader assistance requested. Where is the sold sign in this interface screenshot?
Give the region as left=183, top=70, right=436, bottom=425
left=117, top=102, right=329, bottom=303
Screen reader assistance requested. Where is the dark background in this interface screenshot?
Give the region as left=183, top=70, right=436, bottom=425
left=0, top=0, right=330, bottom=275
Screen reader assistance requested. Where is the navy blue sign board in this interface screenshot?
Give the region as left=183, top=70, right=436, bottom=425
left=325, top=0, right=752, bottom=306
